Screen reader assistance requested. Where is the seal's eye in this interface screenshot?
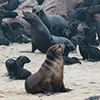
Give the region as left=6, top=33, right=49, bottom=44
left=32, top=9, right=36, bottom=13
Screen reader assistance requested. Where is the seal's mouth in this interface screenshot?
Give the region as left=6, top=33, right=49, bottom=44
left=22, top=11, right=27, bottom=19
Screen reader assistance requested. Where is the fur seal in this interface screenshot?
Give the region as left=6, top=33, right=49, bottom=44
left=5, top=57, right=31, bottom=80
left=32, top=6, right=68, bottom=34
left=22, top=11, right=76, bottom=56
left=1, top=0, right=20, bottom=11
left=0, top=35, right=9, bottom=46
left=79, top=36, right=100, bottom=61
left=10, top=22, right=24, bottom=30
left=63, top=56, right=81, bottom=65
left=0, top=7, right=18, bottom=18
left=83, top=26, right=99, bottom=46
left=2, top=23, right=31, bottom=43
left=0, top=13, right=9, bottom=46
left=25, top=43, right=71, bottom=95
left=16, top=56, right=31, bottom=68
left=85, top=95, right=100, bottom=100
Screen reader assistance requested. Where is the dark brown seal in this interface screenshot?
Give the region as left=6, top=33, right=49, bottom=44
left=79, top=36, right=100, bottom=61
left=16, top=55, right=31, bottom=68
left=5, top=56, right=31, bottom=80
left=25, top=43, right=70, bottom=95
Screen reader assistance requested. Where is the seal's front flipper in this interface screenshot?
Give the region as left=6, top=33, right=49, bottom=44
left=32, top=42, right=37, bottom=52
left=44, top=80, right=55, bottom=96
left=44, top=91, right=54, bottom=96
left=59, top=83, right=73, bottom=92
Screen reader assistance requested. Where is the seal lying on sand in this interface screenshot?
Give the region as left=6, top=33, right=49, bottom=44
left=0, top=7, right=18, bottom=18
left=2, top=23, right=31, bottom=43
left=5, top=56, right=31, bottom=79
left=25, top=43, right=71, bottom=95
left=63, top=56, right=81, bottom=65
left=32, top=6, right=68, bottom=34
left=85, top=95, right=100, bottom=100
left=79, top=36, right=100, bottom=61
left=22, top=11, right=75, bottom=56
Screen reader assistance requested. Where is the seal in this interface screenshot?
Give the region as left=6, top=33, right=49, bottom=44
left=0, top=13, right=9, bottom=46
left=79, top=36, right=100, bottom=61
left=0, top=35, right=9, bottom=46
left=1, top=0, right=20, bottom=11
left=83, top=26, right=99, bottom=46
left=2, top=23, right=31, bottom=43
left=5, top=58, right=31, bottom=80
left=22, top=11, right=76, bottom=56
left=32, top=6, right=68, bottom=34
left=63, top=56, right=81, bottom=65
left=25, top=43, right=71, bottom=95
left=85, top=95, right=100, bottom=100
left=0, top=7, right=18, bottom=18
left=16, top=56, right=31, bottom=68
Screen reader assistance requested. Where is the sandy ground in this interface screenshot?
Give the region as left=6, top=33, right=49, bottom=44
left=0, top=43, right=100, bottom=100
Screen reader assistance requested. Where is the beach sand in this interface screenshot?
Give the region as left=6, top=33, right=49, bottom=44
left=0, top=43, right=100, bottom=100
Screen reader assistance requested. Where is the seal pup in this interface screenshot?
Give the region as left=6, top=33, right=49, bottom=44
left=83, top=26, right=99, bottom=46
left=2, top=23, right=31, bottom=43
left=32, top=6, right=68, bottom=34
left=22, top=11, right=76, bottom=56
left=0, top=13, right=9, bottom=46
left=16, top=56, right=31, bottom=68
left=63, top=56, right=81, bottom=65
left=25, top=43, right=70, bottom=95
left=5, top=58, right=31, bottom=80
left=79, top=36, right=100, bottom=61
left=1, top=0, right=20, bottom=11
left=85, top=95, right=100, bottom=100
left=0, top=7, right=18, bottom=18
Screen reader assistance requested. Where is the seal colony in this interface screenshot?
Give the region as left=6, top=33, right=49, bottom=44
left=1, top=0, right=100, bottom=99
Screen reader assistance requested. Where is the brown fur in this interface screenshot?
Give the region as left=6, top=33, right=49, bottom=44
left=25, top=43, right=67, bottom=95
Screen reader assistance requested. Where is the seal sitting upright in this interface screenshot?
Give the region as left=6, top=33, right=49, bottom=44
left=25, top=43, right=71, bottom=95
left=79, top=36, right=100, bottom=61
left=22, top=11, right=75, bottom=56
left=32, top=6, right=68, bottom=34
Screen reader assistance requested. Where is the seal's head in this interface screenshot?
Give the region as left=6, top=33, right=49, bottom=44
left=32, top=6, right=44, bottom=18
left=22, top=11, right=39, bottom=25
left=5, top=59, right=18, bottom=71
left=47, top=43, right=65, bottom=60
left=78, top=36, right=90, bottom=46
left=16, top=56, right=31, bottom=67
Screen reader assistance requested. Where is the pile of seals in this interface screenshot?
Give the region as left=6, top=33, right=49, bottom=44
left=5, top=55, right=31, bottom=79
left=0, top=0, right=31, bottom=46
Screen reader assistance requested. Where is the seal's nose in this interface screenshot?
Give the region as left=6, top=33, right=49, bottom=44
left=36, top=11, right=39, bottom=16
